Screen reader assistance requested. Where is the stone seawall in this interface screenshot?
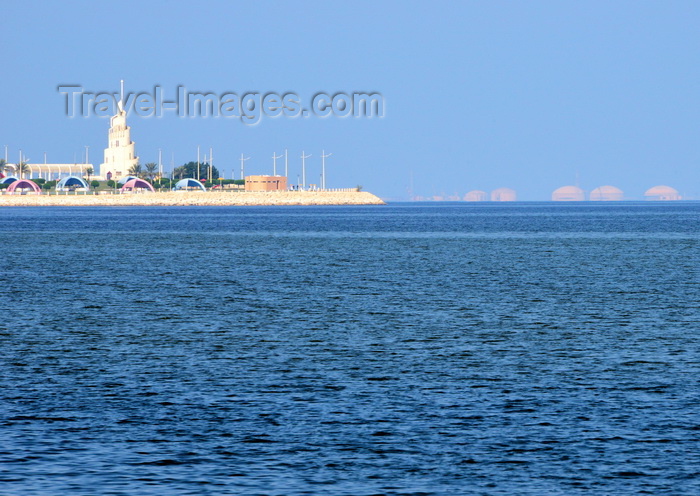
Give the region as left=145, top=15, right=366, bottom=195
left=0, top=191, right=385, bottom=207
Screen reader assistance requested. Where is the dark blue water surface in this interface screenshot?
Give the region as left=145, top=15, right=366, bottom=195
left=1, top=202, right=699, bottom=495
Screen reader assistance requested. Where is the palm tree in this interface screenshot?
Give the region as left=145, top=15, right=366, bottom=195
left=85, top=167, right=94, bottom=182
left=174, top=166, right=186, bottom=180
left=0, top=159, right=7, bottom=177
left=17, top=162, right=30, bottom=179
left=144, top=162, right=158, bottom=183
left=128, top=163, right=143, bottom=178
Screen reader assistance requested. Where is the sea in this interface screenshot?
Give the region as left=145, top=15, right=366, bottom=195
left=1, top=202, right=698, bottom=496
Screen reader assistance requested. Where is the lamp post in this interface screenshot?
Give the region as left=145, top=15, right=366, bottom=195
left=240, top=153, right=250, bottom=183
left=321, top=150, right=332, bottom=190
left=272, top=152, right=283, bottom=176
left=300, top=151, right=311, bottom=190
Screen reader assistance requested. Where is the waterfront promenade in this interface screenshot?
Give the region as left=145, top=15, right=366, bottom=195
left=0, top=190, right=384, bottom=207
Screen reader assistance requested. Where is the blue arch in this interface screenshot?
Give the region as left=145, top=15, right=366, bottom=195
left=0, top=176, right=18, bottom=185
left=174, top=178, right=206, bottom=191
left=118, top=175, right=139, bottom=184
left=56, top=176, right=89, bottom=190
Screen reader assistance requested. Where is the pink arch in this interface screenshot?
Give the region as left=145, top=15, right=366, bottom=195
left=7, top=179, right=41, bottom=194
left=120, top=178, right=155, bottom=193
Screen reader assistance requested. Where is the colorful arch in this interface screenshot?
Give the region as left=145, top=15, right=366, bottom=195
left=1, top=176, right=19, bottom=185
left=118, top=175, right=139, bottom=185
left=120, top=178, right=155, bottom=193
left=7, top=179, right=41, bottom=194
left=174, top=178, right=206, bottom=191
left=56, top=176, right=90, bottom=191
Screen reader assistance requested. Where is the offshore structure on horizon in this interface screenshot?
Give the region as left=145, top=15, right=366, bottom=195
left=410, top=184, right=685, bottom=202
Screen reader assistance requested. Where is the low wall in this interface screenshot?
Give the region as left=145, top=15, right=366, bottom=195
left=0, top=191, right=385, bottom=207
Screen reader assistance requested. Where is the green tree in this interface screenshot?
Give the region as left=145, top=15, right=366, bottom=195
left=154, top=178, right=171, bottom=190
left=128, top=163, right=143, bottom=178
left=181, top=161, right=219, bottom=182
left=173, top=166, right=187, bottom=180
left=17, top=162, right=30, bottom=179
left=144, top=162, right=158, bottom=183
left=91, top=180, right=100, bottom=189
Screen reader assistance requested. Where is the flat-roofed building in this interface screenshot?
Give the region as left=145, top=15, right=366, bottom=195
left=245, top=175, right=288, bottom=192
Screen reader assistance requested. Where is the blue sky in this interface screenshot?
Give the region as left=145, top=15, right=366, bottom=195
left=1, top=0, right=699, bottom=199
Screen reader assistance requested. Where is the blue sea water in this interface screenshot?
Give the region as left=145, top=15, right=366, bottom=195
left=0, top=202, right=699, bottom=496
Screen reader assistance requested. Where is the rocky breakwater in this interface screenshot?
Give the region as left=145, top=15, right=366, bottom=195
left=0, top=191, right=385, bottom=207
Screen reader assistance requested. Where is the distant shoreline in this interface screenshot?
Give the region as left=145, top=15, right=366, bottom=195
left=0, top=191, right=385, bottom=207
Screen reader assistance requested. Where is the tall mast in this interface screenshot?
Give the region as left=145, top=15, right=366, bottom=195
left=240, top=153, right=250, bottom=180
left=119, top=79, right=124, bottom=111
left=272, top=152, right=283, bottom=176
left=300, top=151, right=311, bottom=190
left=321, top=150, right=332, bottom=190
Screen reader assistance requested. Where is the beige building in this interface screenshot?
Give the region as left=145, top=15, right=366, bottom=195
left=590, top=185, right=624, bottom=201
left=491, top=187, right=516, bottom=202
left=464, top=190, right=488, bottom=202
left=245, top=175, right=288, bottom=192
left=644, top=185, right=681, bottom=201
left=552, top=185, right=585, bottom=201
left=100, top=103, right=138, bottom=181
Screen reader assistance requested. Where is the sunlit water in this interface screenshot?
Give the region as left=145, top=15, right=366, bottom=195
left=1, top=203, right=699, bottom=495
